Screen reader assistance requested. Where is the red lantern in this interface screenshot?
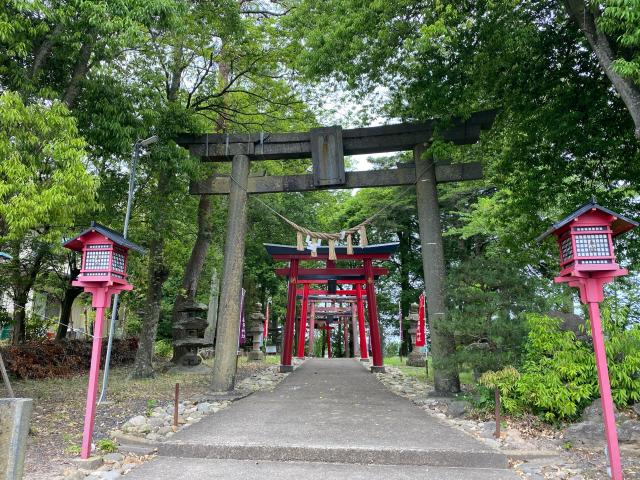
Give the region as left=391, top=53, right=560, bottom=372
left=63, top=222, right=145, bottom=459
left=538, top=199, right=637, bottom=480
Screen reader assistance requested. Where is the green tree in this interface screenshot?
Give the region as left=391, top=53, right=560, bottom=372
left=0, top=91, right=97, bottom=343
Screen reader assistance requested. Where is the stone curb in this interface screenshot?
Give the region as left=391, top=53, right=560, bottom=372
left=155, top=443, right=509, bottom=469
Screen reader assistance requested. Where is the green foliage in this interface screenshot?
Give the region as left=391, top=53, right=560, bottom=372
left=96, top=438, right=118, bottom=453
left=482, top=313, right=640, bottom=422
left=479, top=366, right=521, bottom=414
left=384, top=340, right=400, bottom=358
left=599, top=0, right=640, bottom=84
left=154, top=339, right=173, bottom=359
left=0, top=91, right=97, bottom=241
left=516, top=314, right=597, bottom=421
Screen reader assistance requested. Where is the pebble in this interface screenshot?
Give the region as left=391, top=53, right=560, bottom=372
left=70, top=365, right=292, bottom=480
left=374, top=364, right=627, bottom=480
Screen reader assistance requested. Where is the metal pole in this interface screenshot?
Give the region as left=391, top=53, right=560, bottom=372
left=98, top=142, right=140, bottom=404
left=81, top=305, right=106, bottom=458
left=588, top=301, right=623, bottom=480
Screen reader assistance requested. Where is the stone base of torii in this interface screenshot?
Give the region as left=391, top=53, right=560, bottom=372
left=265, top=242, right=398, bottom=373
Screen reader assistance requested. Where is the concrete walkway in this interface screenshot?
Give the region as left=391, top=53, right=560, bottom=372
left=125, top=358, right=518, bottom=479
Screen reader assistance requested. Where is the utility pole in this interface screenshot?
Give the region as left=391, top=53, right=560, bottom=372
left=98, top=135, right=158, bottom=404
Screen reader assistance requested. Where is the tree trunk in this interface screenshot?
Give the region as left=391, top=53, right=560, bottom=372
left=414, top=145, right=460, bottom=394
left=55, top=285, right=83, bottom=340
left=62, top=41, right=93, bottom=108
left=11, top=289, right=29, bottom=345
left=31, top=23, right=63, bottom=79
left=129, top=235, right=168, bottom=378
left=564, top=0, right=640, bottom=139
left=170, top=193, right=212, bottom=326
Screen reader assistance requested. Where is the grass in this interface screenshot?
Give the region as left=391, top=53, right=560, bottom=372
left=14, top=358, right=270, bottom=479
left=383, top=356, right=475, bottom=386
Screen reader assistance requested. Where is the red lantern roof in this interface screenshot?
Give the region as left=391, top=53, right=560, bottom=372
left=536, top=199, right=638, bottom=242
left=63, top=222, right=146, bottom=253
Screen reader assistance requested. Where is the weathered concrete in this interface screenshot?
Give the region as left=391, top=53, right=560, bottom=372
left=125, top=457, right=517, bottom=480
left=0, top=398, right=33, bottom=480
left=125, top=359, right=516, bottom=478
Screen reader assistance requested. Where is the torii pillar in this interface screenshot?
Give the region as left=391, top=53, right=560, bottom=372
left=364, top=259, right=384, bottom=372
left=308, top=302, right=316, bottom=356
left=356, top=284, right=368, bottom=361
left=212, top=154, right=250, bottom=391
left=296, top=284, right=310, bottom=358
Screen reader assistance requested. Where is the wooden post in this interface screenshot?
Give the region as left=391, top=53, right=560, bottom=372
left=494, top=389, right=501, bottom=438
left=173, top=383, right=180, bottom=428
left=343, top=317, right=349, bottom=357
left=296, top=284, right=309, bottom=358
left=0, top=353, right=14, bottom=398
left=364, top=259, right=384, bottom=372
left=414, top=144, right=460, bottom=394
left=212, top=154, right=250, bottom=392
left=351, top=303, right=359, bottom=357
left=280, top=259, right=299, bottom=372
left=356, top=284, right=368, bottom=361
left=308, top=302, right=315, bottom=356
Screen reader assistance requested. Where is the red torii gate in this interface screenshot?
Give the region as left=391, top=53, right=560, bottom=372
left=265, top=242, right=398, bottom=373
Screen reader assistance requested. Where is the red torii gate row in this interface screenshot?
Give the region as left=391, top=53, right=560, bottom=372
left=265, top=242, right=398, bottom=372
left=297, top=289, right=369, bottom=362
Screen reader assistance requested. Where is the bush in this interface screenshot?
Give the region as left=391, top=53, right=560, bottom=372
left=96, top=438, right=118, bottom=453
left=0, top=338, right=138, bottom=379
left=154, top=339, right=173, bottom=359
left=479, top=366, right=521, bottom=414
left=479, top=312, right=640, bottom=422
left=384, top=340, right=399, bottom=357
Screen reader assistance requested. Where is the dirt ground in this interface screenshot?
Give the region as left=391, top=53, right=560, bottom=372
left=12, top=358, right=270, bottom=480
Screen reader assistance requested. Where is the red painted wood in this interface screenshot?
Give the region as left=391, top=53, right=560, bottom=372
left=271, top=253, right=391, bottom=261
left=364, top=259, right=383, bottom=368
left=281, top=259, right=299, bottom=368
left=275, top=267, right=388, bottom=277
left=356, top=284, right=368, bottom=360
left=296, top=284, right=310, bottom=358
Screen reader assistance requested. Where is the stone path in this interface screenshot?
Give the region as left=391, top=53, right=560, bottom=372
left=124, top=358, right=518, bottom=479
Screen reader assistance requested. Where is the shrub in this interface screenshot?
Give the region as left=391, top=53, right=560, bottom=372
left=154, top=339, right=173, bottom=359
left=96, top=438, right=118, bottom=453
left=479, top=312, right=640, bottom=422
left=479, top=366, right=521, bottom=414
left=384, top=340, right=399, bottom=357
left=0, top=338, right=138, bottom=379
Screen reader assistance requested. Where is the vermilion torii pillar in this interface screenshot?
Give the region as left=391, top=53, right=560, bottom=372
left=296, top=284, right=310, bottom=358
left=355, top=284, right=368, bottom=361
left=280, top=259, right=299, bottom=372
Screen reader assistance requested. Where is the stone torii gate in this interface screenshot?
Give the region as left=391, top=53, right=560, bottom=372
left=177, top=110, right=496, bottom=392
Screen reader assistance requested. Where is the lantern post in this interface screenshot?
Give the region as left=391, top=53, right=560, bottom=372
left=538, top=199, right=638, bottom=480
left=63, top=222, right=145, bottom=459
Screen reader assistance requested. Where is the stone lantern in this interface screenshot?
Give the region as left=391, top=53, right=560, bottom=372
left=172, top=300, right=210, bottom=367
left=247, top=303, right=265, bottom=361
left=406, top=303, right=426, bottom=367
